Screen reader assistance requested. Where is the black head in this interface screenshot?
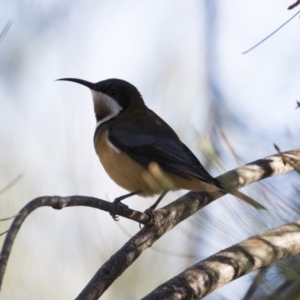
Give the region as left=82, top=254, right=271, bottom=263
left=57, top=78, right=144, bottom=126
left=57, top=78, right=143, bottom=110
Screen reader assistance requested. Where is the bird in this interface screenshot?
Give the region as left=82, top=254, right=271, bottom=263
left=57, top=78, right=265, bottom=218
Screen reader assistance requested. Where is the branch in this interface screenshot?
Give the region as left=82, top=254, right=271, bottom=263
left=0, top=150, right=298, bottom=297
left=242, top=9, right=300, bottom=54
left=143, top=219, right=300, bottom=299
left=288, top=0, right=300, bottom=10
left=0, top=21, right=12, bottom=46
left=0, top=174, right=24, bottom=196
left=0, top=196, right=150, bottom=290
left=75, top=149, right=300, bottom=299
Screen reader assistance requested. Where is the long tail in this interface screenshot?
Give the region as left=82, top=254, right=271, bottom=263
left=213, top=179, right=266, bottom=210
left=227, top=188, right=265, bottom=210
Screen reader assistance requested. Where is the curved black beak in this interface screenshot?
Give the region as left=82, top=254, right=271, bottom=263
left=56, top=78, right=95, bottom=90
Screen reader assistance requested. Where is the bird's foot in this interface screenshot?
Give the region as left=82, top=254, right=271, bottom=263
left=110, top=197, right=129, bottom=221
left=110, top=191, right=140, bottom=221
left=138, top=208, right=155, bottom=229
left=138, top=192, right=168, bottom=227
left=144, top=208, right=154, bottom=220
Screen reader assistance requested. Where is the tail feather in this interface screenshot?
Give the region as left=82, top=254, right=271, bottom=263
left=227, top=189, right=266, bottom=210
left=212, top=179, right=266, bottom=210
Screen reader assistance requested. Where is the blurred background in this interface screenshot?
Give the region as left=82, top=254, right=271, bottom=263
left=0, top=1, right=300, bottom=299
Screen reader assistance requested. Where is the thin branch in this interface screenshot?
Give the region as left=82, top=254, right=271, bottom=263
left=242, top=268, right=268, bottom=300
left=0, top=20, right=12, bottom=46
left=0, top=173, right=24, bottom=197
left=274, top=144, right=300, bottom=173
left=143, top=219, right=300, bottom=299
left=0, top=216, right=16, bottom=222
left=274, top=143, right=288, bottom=166
left=0, top=196, right=150, bottom=289
left=288, top=0, right=300, bottom=10
left=75, top=149, right=300, bottom=300
left=242, top=10, right=300, bottom=54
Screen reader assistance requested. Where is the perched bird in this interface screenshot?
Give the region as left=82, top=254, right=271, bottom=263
left=57, top=78, right=264, bottom=217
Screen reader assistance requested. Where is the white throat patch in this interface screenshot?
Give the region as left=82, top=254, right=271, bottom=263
left=92, top=90, right=123, bottom=130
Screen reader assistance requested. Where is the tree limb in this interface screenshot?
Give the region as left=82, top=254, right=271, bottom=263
left=288, top=0, right=300, bottom=10
left=143, top=219, right=300, bottom=299
left=0, top=173, right=24, bottom=196
left=0, top=149, right=298, bottom=297
left=75, top=149, right=300, bottom=299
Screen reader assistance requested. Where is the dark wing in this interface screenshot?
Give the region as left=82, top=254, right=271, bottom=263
left=108, top=112, right=215, bottom=184
left=104, top=106, right=266, bottom=210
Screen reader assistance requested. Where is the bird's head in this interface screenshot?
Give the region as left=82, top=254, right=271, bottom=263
left=57, top=78, right=144, bottom=126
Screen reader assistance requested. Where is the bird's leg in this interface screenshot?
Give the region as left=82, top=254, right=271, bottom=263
left=149, top=190, right=168, bottom=211
left=142, top=190, right=168, bottom=221
left=138, top=191, right=169, bottom=228
left=113, top=191, right=140, bottom=208
left=111, top=191, right=140, bottom=221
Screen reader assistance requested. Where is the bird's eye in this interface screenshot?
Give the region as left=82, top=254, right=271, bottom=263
left=109, top=90, right=117, bottom=97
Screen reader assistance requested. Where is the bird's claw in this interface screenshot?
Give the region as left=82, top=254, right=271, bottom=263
left=111, top=213, right=120, bottom=221
left=139, top=208, right=155, bottom=229
left=110, top=199, right=129, bottom=221
left=144, top=208, right=154, bottom=219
